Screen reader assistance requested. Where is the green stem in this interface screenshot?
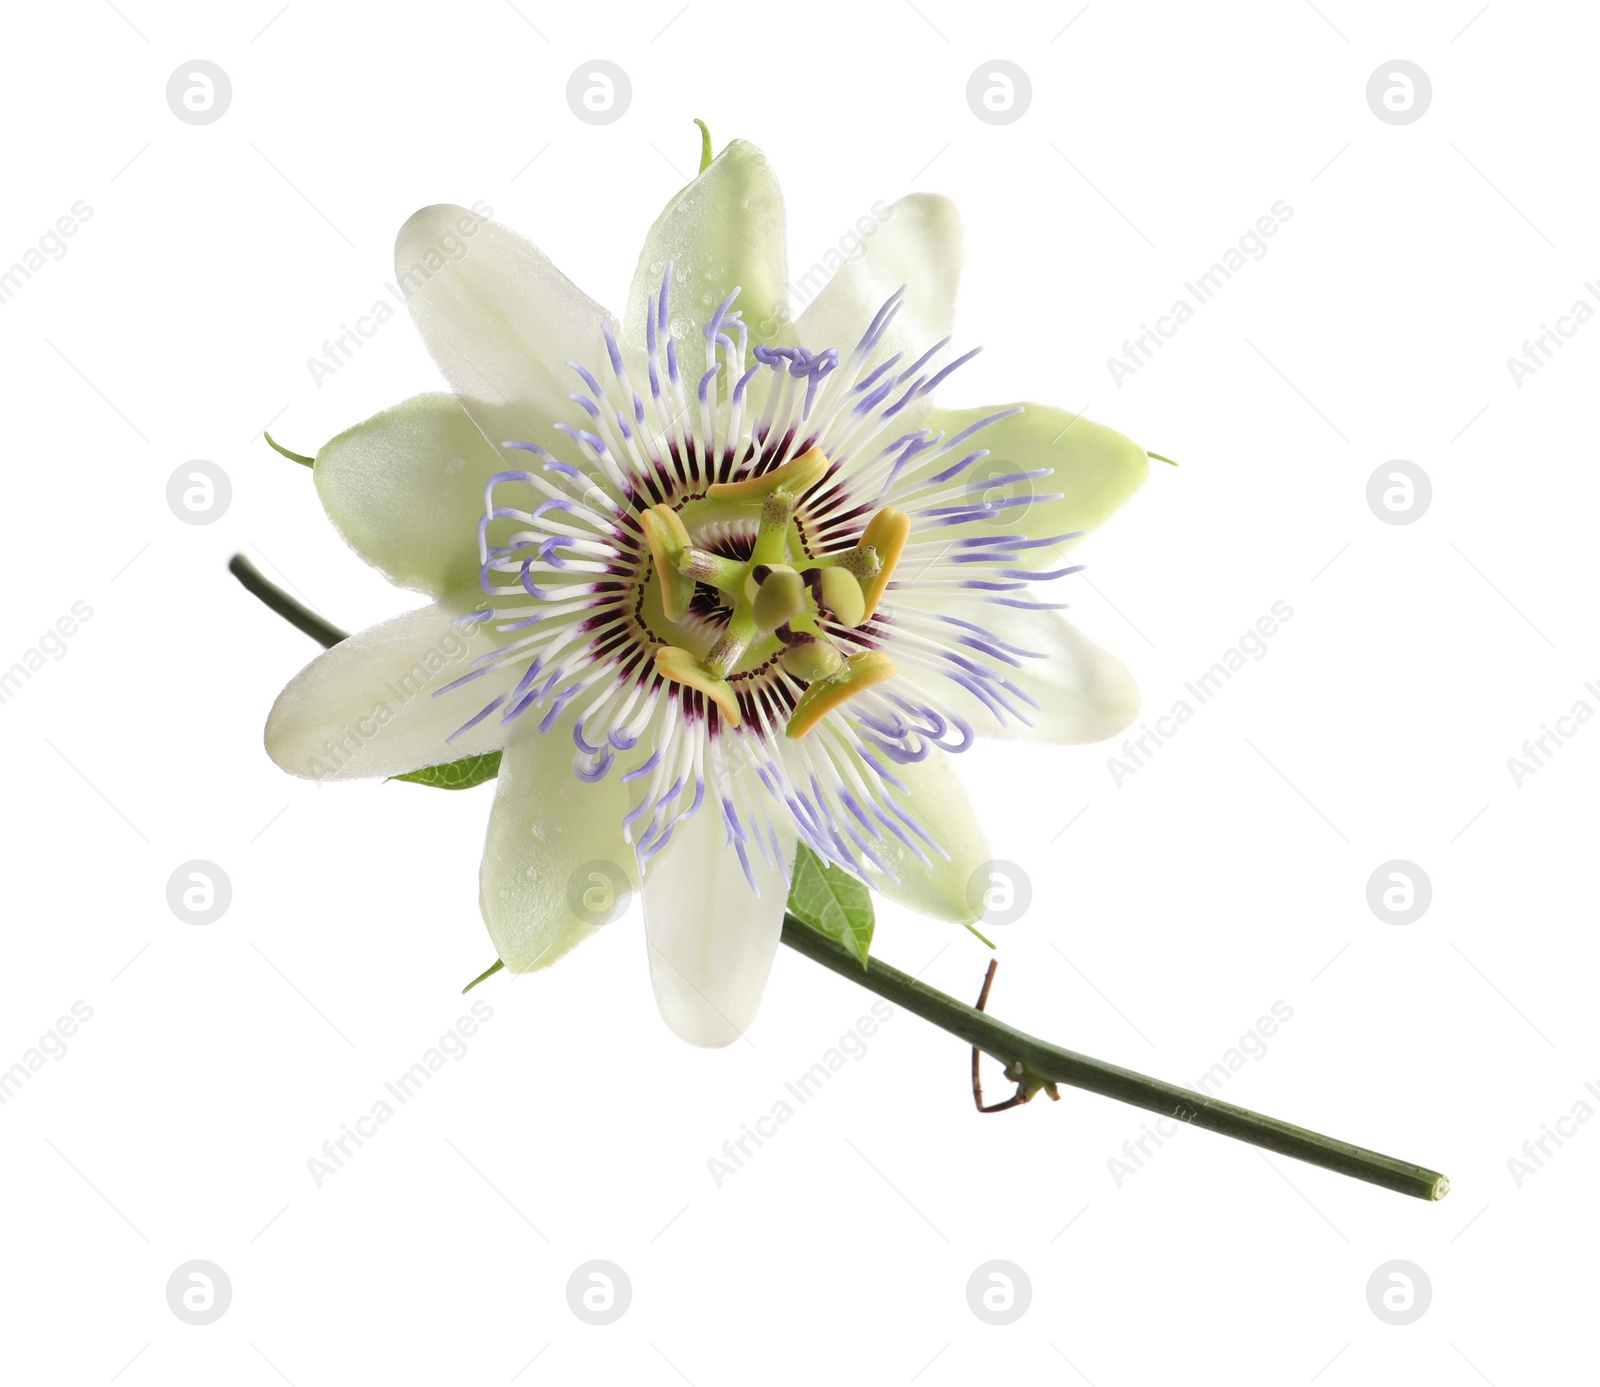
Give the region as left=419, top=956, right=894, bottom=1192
left=227, top=554, right=1449, bottom=1202
left=1147, top=451, right=1179, bottom=467
left=780, top=916, right=1449, bottom=1202
left=693, top=118, right=713, bottom=173
left=227, top=555, right=347, bottom=649
left=963, top=921, right=998, bottom=949
left=462, top=959, right=505, bottom=994
left=264, top=432, right=315, bottom=467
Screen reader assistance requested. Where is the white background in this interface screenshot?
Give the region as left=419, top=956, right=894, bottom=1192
left=1, top=0, right=1594, bottom=1382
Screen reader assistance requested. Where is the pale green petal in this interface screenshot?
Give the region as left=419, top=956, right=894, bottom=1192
left=315, top=393, right=502, bottom=597
left=793, top=193, right=962, bottom=374
left=264, top=589, right=506, bottom=780
left=898, top=404, right=1149, bottom=568
left=858, top=753, right=991, bottom=924
left=479, top=723, right=634, bottom=972
left=624, top=139, right=789, bottom=351
left=643, top=798, right=794, bottom=1047
left=396, top=204, right=611, bottom=466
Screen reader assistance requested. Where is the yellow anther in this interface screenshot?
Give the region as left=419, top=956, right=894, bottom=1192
left=785, top=651, right=897, bottom=739
left=648, top=502, right=691, bottom=552
left=856, top=507, right=909, bottom=622
left=640, top=506, right=694, bottom=621
left=815, top=567, right=866, bottom=628
left=707, top=446, right=831, bottom=502
left=655, top=646, right=742, bottom=727
left=752, top=565, right=806, bottom=632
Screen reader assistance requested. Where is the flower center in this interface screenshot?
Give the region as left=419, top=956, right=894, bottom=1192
left=636, top=446, right=909, bottom=736
left=446, top=272, right=1042, bottom=881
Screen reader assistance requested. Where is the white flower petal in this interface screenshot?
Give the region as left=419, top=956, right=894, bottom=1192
left=857, top=752, right=991, bottom=924
left=479, top=722, right=634, bottom=972
left=901, top=404, right=1150, bottom=568
left=315, top=393, right=504, bottom=597
left=988, top=607, right=1140, bottom=744
left=396, top=204, right=613, bottom=466
left=264, top=590, right=506, bottom=780
left=625, top=139, right=789, bottom=351
left=795, top=193, right=962, bottom=373
left=642, top=797, right=795, bottom=1047
left=891, top=604, right=1140, bottom=746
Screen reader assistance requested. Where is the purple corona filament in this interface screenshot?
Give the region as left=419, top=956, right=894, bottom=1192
left=427, top=267, right=1084, bottom=886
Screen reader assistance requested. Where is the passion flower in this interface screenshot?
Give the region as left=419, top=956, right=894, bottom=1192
left=265, top=139, right=1150, bottom=1045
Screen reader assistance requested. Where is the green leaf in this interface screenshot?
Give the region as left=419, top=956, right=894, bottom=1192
left=391, top=751, right=503, bottom=791
left=786, top=843, right=874, bottom=968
